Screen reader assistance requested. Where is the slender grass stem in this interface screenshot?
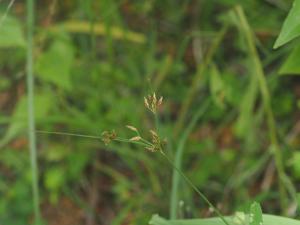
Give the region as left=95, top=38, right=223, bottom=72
left=36, top=131, right=152, bottom=148
left=174, top=26, right=228, bottom=137
left=26, top=0, right=41, bottom=223
left=0, top=0, right=16, bottom=27
left=36, top=130, right=102, bottom=140
left=115, top=138, right=151, bottom=148
left=161, top=151, right=229, bottom=225
left=87, top=0, right=96, bottom=59
left=140, top=138, right=153, bottom=146
left=154, top=113, right=159, bottom=133
left=234, top=5, right=289, bottom=212
left=170, top=98, right=211, bottom=219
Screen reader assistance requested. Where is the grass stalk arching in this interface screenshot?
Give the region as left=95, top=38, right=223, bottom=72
left=170, top=98, right=211, bottom=219
left=161, top=151, right=230, bottom=225
left=26, top=0, right=41, bottom=223
left=234, top=5, right=290, bottom=212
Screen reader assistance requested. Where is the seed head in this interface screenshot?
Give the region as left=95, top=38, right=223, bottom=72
left=101, top=130, right=117, bottom=145
left=144, top=97, right=150, bottom=109
left=130, top=136, right=142, bottom=141
left=144, top=92, right=163, bottom=114
left=126, top=125, right=138, bottom=132
left=150, top=130, right=158, bottom=138
left=145, top=146, right=156, bottom=152
left=158, top=96, right=163, bottom=106
left=147, top=129, right=167, bottom=153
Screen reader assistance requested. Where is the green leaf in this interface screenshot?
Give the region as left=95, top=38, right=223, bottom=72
left=249, top=202, right=263, bottom=225
left=0, top=15, right=26, bottom=48
left=0, top=93, right=54, bottom=148
left=44, top=167, right=65, bottom=191
left=35, top=36, right=74, bottom=90
left=274, top=0, right=300, bottom=49
left=279, top=45, right=300, bottom=74
left=291, top=152, right=300, bottom=178
left=44, top=167, right=66, bottom=203
left=149, top=214, right=300, bottom=225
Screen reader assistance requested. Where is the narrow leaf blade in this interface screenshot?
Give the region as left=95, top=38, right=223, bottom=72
left=274, top=0, right=300, bottom=49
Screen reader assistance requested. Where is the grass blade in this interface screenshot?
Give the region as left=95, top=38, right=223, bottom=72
left=170, top=99, right=211, bottom=219
left=26, top=0, right=41, bottom=223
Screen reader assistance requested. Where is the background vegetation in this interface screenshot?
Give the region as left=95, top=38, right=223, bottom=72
left=0, top=0, right=300, bottom=224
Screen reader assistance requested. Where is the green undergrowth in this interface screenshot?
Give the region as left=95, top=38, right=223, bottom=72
left=0, top=0, right=300, bottom=224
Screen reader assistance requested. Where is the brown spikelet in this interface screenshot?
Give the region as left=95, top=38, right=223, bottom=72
left=126, top=125, right=138, bottom=132
left=130, top=136, right=142, bottom=141
left=144, top=97, right=149, bottom=108
left=158, top=96, right=163, bottom=106
left=101, top=130, right=117, bottom=145
left=144, top=92, right=163, bottom=114
left=145, top=146, right=155, bottom=152
left=150, top=130, right=158, bottom=138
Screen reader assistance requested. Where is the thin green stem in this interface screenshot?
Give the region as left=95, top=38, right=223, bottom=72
left=37, top=130, right=152, bottom=148
left=130, top=127, right=152, bottom=145
left=88, top=0, right=96, bottom=59
left=161, top=151, right=229, bottom=225
left=140, top=137, right=153, bottom=146
left=26, top=0, right=41, bottom=223
left=0, top=0, right=16, bottom=27
left=170, top=98, right=211, bottom=219
left=37, top=130, right=102, bottom=140
left=235, top=5, right=288, bottom=212
left=174, top=26, right=228, bottom=137
left=115, top=138, right=151, bottom=148
left=154, top=113, right=159, bottom=133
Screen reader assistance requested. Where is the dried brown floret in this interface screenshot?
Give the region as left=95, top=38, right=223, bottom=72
left=144, top=92, right=163, bottom=114
left=148, top=129, right=167, bottom=153
left=130, top=136, right=142, bottom=141
left=126, top=125, right=138, bottom=132
left=101, top=130, right=117, bottom=145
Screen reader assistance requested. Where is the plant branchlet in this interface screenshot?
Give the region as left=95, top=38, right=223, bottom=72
left=101, top=93, right=229, bottom=225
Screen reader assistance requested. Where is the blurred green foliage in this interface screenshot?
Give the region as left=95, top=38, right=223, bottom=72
left=0, top=0, right=300, bottom=224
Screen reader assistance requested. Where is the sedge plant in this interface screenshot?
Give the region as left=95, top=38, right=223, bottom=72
left=102, top=93, right=229, bottom=225
left=38, top=93, right=229, bottom=225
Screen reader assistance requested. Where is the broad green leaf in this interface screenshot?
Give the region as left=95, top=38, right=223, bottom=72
left=45, top=167, right=64, bottom=190
left=291, top=152, right=300, bottom=178
left=149, top=214, right=300, bottom=225
left=249, top=202, right=263, bottom=225
left=232, top=212, right=247, bottom=225
left=44, top=166, right=66, bottom=203
left=279, top=45, right=300, bottom=75
left=0, top=93, right=54, bottom=148
left=44, top=167, right=65, bottom=191
left=0, top=15, right=26, bottom=48
left=35, top=36, right=74, bottom=90
left=274, top=0, right=300, bottom=48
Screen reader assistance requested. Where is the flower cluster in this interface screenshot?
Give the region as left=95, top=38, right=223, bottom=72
left=101, top=130, right=117, bottom=145
left=145, top=130, right=167, bottom=153
left=101, top=93, right=166, bottom=153
left=144, top=92, right=163, bottom=114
